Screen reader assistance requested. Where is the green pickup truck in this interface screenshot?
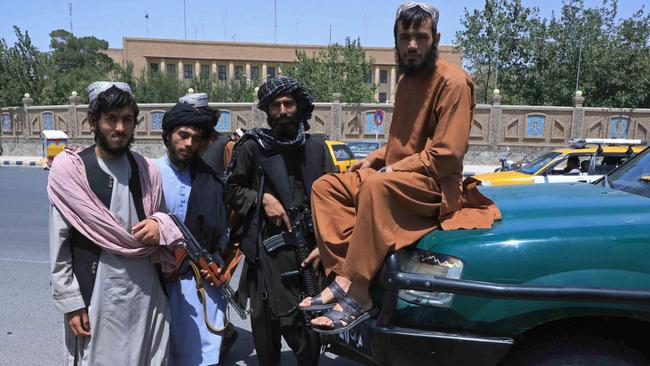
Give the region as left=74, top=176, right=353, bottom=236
left=325, top=147, right=650, bottom=366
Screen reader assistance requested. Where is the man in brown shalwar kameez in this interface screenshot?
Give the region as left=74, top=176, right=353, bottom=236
left=299, top=2, right=501, bottom=334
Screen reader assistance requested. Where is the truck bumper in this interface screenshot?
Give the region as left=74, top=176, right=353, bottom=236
left=324, top=319, right=513, bottom=366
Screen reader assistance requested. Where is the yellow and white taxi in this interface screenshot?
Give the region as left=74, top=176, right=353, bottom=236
left=474, top=138, right=646, bottom=186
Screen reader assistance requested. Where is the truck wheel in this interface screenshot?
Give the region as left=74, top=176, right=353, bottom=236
left=500, top=335, right=649, bottom=366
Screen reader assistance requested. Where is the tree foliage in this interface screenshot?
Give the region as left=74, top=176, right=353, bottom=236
left=286, top=37, right=376, bottom=103
left=0, top=27, right=52, bottom=106
left=456, top=0, right=650, bottom=107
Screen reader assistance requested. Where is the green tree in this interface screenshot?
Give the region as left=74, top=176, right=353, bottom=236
left=286, top=37, right=376, bottom=103
left=48, top=29, right=116, bottom=103
left=0, top=26, right=53, bottom=106
left=457, top=0, right=650, bottom=107
left=455, top=0, right=539, bottom=104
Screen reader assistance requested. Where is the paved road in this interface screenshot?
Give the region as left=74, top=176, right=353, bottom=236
left=0, top=167, right=358, bottom=365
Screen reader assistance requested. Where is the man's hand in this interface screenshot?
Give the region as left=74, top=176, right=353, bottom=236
left=263, top=193, right=292, bottom=231
left=66, top=308, right=91, bottom=337
left=301, top=247, right=321, bottom=271
left=132, top=218, right=160, bottom=246
left=349, top=158, right=371, bottom=172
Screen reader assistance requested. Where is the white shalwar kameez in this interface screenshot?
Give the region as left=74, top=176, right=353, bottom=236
left=49, top=154, right=170, bottom=365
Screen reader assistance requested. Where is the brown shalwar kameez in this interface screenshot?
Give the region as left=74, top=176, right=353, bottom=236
left=312, top=59, right=501, bottom=282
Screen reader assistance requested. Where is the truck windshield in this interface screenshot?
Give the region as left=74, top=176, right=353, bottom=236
left=518, top=152, right=561, bottom=175
left=606, top=147, right=650, bottom=198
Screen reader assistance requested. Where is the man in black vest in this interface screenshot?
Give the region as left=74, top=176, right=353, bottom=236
left=155, top=102, right=231, bottom=365
left=224, top=76, right=333, bottom=366
left=48, top=81, right=175, bottom=364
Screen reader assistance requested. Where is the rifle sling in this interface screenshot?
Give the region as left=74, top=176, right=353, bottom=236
left=188, top=261, right=228, bottom=333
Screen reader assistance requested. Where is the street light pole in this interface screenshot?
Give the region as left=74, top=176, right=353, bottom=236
left=575, top=41, right=583, bottom=92
left=183, top=0, right=187, bottom=40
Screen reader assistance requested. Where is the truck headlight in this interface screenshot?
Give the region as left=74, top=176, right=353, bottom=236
left=397, top=248, right=464, bottom=307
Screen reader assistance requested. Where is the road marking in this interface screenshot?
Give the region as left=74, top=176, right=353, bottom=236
left=0, top=257, right=49, bottom=264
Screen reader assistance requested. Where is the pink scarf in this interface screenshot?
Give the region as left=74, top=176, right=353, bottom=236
left=47, top=147, right=183, bottom=273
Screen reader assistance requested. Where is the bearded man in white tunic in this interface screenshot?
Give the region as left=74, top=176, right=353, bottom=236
left=48, top=82, right=182, bottom=365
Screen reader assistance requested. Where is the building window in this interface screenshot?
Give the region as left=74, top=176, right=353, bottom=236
left=149, top=63, right=159, bottom=73
left=167, top=64, right=177, bottom=78
left=183, top=64, right=193, bottom=79
left=151, top=112, right=164, bottom=131
left=218, top=65, right=227, bottom=81
left=365, top=71, right=372, bottom=84
left=267, top=66, right=276, bottom=79
left=200, top=65, right=210, bottom=80
left=234, top=66, right=244, bottom=80
left=251, top=66, right=260, bottom=82
left=379, top=70, right=388, bottom=84
left=378, top=92, right=387, bottom=103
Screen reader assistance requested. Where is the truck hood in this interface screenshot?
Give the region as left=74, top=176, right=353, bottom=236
left=417, top=182, right=650, bottom=254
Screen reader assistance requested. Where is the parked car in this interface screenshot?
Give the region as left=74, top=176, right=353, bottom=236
left=325, top=146, right=650, bottom=366
left=325, top=140, right=357, bottom=173
left=474, top=138, right=646, bottom=186
left=347, top=140, right=383, bottom=159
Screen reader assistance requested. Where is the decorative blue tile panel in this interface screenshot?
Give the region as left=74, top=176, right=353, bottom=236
left=216, top=111, right=231, bottom=132
left=1, top=113, right=11, bottom=132
left=151, top=112, right=164, bottom=131
left=364, top=110, right=385, bottom=135
left=609, top=118, right=629, bottom=139
left=42, top=112, right=55, bottom=130
left=526, top=115, right=545, bottom=137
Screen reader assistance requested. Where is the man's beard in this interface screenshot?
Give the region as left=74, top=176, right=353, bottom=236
left=168, top=142, right=198, bottom=166
left=95, top=130, right=134, bottom=158
left=397, top=45, right=438, bottom=76
left=268, top=115, right=299, bottom=140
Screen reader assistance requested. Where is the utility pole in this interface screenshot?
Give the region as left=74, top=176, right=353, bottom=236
left=183, top=0, right=187, bottom=40
left=68, top=2, right=73, bottom=34
left=329, top=24, right=332, bottom=45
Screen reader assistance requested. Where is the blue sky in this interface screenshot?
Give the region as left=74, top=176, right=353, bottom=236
left=1, top=0, right=647, bottom=50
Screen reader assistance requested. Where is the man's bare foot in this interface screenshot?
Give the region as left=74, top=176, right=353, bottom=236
left=299, top=276, right=351, bottom=308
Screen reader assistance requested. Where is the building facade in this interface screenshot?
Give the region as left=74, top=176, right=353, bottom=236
left=106, top=38, right=462, bottom=103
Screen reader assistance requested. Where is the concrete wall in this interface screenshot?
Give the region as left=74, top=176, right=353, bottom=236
left=2, top=93, right=649, bottom=164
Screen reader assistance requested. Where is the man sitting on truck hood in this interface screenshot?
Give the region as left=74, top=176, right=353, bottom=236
left=299, top=2, right=501, bottom=334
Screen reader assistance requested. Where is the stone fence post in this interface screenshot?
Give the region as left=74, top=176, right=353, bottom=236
left=331, top=93, right=342, bottom=140
left=22, top=93, right=33, bottom=136
left=571, top=91, right=585, bottom=138
left=69, top=91, right=81, bottom=137
left=489, top=89, right=502, bottom=147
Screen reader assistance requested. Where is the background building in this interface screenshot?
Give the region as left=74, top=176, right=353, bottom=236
left=106, top=37, right=461, bottom=103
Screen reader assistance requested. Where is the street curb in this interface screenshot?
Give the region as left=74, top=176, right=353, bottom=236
left=1, top=158, right=43, bottom=168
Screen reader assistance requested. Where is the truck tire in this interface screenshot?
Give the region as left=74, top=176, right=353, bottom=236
left=500, top=335, right=649, bottom=366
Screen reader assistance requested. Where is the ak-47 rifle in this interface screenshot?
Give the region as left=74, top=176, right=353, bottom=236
left=260, top=154, right=319, bottom=299
left=168, top=213, right=249, bottom=320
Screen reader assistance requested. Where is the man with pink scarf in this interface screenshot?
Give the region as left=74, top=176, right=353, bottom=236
left=48, top=81, right=182, bottom=365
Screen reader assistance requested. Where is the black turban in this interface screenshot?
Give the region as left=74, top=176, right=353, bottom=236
left=257, top=76, right=314, bottom=130
left=162, top=102, right=214, bottom=136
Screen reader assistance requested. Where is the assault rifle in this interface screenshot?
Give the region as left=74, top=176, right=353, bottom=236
left=168, top=213, right=249, bottom=320
left=260, top=154, right=319, bottom=298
